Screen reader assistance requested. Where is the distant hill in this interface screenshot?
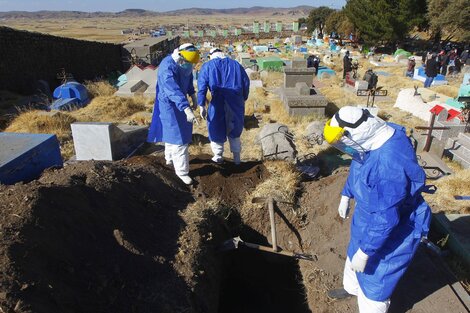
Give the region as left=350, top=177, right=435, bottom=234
left=0, top=6, right=314, bottom=19
left=163, top=6, right=314, bottom=16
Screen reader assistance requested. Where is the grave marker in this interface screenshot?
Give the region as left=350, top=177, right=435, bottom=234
left=0, top=133, right=63, bottom=185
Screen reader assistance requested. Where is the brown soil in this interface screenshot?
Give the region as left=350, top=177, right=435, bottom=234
left=189, top=156, right=268, bottom=207
left=0, top=155, right=269, bottom=313
left=239, top=167, right=467, bottom=313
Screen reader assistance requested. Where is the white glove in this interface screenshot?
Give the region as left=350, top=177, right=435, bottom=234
left=190, top=94, right=198, bottom=110
left=338, top=195, right=350, bottom=219
left=184, top=107, right=196, bottom=123
left=350, top=249, right=369, bottom=273
left=199, top=106, right=207, bottom=120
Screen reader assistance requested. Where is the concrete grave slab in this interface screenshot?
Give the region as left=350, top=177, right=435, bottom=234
left=291, top=58, right=307, bottom=69
left=280, top=83, right=328, bottom=116
left=283, top=68, right=315, bottom=88
left=257, top=123, right=297, bottom=161
left=413, top=67, right=448, bottom=86
left=447, top=132, right=470, bottom=169
left=115, top=66, right=158, bottom=98
left=0, top=133, right=63, bottom=185
left=71, top=122, right=148, bottom=161
left=355, top=80, right=368, bottom=91
left=394, top=88, right=459, bottom=121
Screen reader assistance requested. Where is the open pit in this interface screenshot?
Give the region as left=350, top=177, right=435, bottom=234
left=0, top=156, right=467, bottom=313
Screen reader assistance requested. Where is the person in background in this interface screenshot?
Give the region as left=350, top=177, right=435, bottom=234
left=343, top=51, right=352, bottom=79
left=147, top=43, right=201, bottom=185
left=439, top=50, right=449, bottom=76
left=197, top=48, right=250, bottom=164
left=424, top=53, right=439, bottom=88
left=460, top=47, right=469, bottom=65
left=324, top=106, right=431, bottom=313
left=406, top=56, right=416, bottom=78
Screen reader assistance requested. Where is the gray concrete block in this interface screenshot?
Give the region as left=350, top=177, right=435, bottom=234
left=433, top=122, right=466, bottom=141
left=0, top=133, right=63, bottom=184
left=355, top=80, right=368, bottom=91
left=71, top=122, right=148, bottom=161
left=283, top=67, right=315, bottom=88
left=284, top=95, right=328, bottom=108
left=291, top=58, right=307, bottom=69
left=295, top=82, right=311, bottom=95
left=257, top=123, right=297, bottom=161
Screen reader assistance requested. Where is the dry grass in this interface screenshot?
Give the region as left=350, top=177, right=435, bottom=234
left=261, top=71, right=283, bottom=88
left=5, top=110, right=76, bottom=141
left=5, top=110, right=77, bottom=159
left=424, top=168, right=470, bottom=214
left=84, top=81, right=117, bottom=98
left=72, top=95, right=150, bottom=122
left=2, top=14, right=304, bottom=43
left=241, top=160, right=301, bottom=222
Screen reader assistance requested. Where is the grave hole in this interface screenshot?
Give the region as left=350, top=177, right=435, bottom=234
left=217, top=242, right=311, bottom=313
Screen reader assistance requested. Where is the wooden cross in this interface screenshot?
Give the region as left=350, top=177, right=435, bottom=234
left=415, top=111, right=450, bottom=152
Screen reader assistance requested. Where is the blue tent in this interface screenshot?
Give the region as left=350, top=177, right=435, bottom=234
left=50, top=81, right=90, bottom=111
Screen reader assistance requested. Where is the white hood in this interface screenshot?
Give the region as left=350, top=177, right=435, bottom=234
left=331, top=106, right=395, bottom=151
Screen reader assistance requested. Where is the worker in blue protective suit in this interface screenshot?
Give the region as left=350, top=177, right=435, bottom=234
left=323, top=106, right=432, bottom=313
left=197, top=47, right=250, bottom=164
left=147, top=43, right=201, bottom=185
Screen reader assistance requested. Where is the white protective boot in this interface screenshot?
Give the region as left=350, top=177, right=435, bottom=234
left=229, top=137, right=242, bottom=165
left=210, top=141, right=224, bottom=163
left=178, top=175, right=193, bottom=185
left=164, top=143, right=173, bottom=166
left=167, top=143, right=193, bottom=184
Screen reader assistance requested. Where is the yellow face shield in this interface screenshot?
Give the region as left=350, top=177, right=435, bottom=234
left=323, top=119, right=345, bottom=144
left=179, top=49, right=200, bottom=64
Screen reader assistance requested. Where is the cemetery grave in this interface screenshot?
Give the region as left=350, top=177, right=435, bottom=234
left=0, top=25, right=469, bottom=313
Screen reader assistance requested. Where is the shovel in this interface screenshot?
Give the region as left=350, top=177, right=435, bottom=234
left=220, top=236, right=316, bottom=261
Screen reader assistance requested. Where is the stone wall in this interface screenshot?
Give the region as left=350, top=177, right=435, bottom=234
left=0, top=26, right=124, bottom=94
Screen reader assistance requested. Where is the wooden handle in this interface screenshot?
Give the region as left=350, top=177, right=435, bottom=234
left=268, top=197, right=278, bottom=252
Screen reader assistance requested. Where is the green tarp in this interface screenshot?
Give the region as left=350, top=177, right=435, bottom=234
left=256, top=57, right=284, bottom=71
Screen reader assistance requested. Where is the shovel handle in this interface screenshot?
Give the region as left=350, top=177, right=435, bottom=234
left=241, top=241, right=314, bottom=261
left=268, top=197, right=278, bottom=252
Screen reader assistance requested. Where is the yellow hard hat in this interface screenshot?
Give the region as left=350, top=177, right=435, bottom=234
left=179, top=43, right=200, bottom=64
left=323, top=119, right=345, bottom=144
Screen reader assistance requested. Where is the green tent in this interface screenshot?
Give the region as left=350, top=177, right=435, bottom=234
left=256, top=57, right=284, bottom=71
left=393, top=49, right=412, bottom=58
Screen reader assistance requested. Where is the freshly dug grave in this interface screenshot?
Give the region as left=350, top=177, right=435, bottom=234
left=1, top=155, right=465, bottom=313
left=0, top=156, right=270, bottom=313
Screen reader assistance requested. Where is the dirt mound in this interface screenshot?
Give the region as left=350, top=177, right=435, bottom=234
left=189, top=156, right=268, bottom=206
left=0, top=158, right=197, bottom=313
left=0, top=155, right=272, bottom=313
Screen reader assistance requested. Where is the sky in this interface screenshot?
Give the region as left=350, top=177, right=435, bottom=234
left=0, top=0, right=346, bottom=12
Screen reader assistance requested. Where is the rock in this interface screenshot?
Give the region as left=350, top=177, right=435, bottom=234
left=257, top=123, right=297, bottom=161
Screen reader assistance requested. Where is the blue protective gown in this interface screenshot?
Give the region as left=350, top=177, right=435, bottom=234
left=147, top=55, right=195, bottom=145
left=342, top=123, right=431, bottom=301
left=197, top=57, right=250, bottom=143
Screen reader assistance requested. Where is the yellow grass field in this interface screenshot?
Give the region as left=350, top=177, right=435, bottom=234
left=1, top=14, right=302, bottom=43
